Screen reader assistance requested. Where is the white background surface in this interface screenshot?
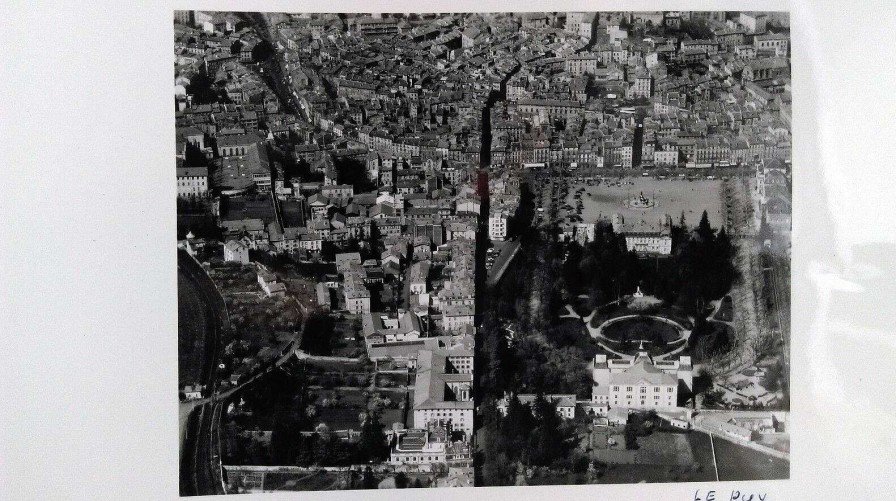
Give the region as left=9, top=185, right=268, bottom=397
left=2, top=0, right=895, bottom=499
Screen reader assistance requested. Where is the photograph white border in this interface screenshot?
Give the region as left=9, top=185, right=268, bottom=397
left=4, top=0, right=896, bottom=500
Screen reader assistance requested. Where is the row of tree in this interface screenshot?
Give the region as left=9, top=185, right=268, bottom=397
left=478, top=223, right=614, bottom=406
left=559, top=211, right=736, bottom=316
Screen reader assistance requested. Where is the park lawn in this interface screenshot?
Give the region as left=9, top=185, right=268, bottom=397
left=684, top=431, right=722, bottom=481
left=713, top=437, right=789, bottom=481
left=589, top=430, right=692, bottom=466
left=632, top=430, right=694, bottom=465
left=589, top=430, right=717, bottom=484
left=755, top=434, right=790, bottom=454
left=596, top=463, right=708, bottom=484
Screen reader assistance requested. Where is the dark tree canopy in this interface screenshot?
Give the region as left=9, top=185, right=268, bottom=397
left=680, top=19, right=715, bottom=39
left=486, top=393, right=578, bottom=471
left=298, top=312, right=336, bottom=355
left=358, top=411, right=388, bottom=462
left=362, top=466, right=376, bottom=489
left=185, top=71, right=221, bottom=105
left=183, top=142, right=208, bottom=168
left=252, top=40, right=275, bottom=62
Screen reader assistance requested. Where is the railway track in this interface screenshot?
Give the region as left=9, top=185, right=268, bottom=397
left=178, top=250, right=228, bottom=496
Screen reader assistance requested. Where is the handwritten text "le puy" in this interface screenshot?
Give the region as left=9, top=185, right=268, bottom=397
left=694, top=490, right=767, bottom=501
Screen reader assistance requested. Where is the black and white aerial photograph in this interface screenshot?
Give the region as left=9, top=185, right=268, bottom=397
left=175, top=10, right=792, bottom=495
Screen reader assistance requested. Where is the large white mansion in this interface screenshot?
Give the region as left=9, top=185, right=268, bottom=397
left=591, top=352, right=693, bottom=411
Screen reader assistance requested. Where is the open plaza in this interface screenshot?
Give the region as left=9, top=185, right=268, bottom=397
left=564, top=177, right=725, bottom=229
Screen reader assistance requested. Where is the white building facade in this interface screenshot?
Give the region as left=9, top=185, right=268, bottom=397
left=592, top=352, right=693, bottom=411
left=413, top=350, right=474, bottom=436
left=488, top=210, right=509, bottom=241
left=177, top=167, right=208, bottom=198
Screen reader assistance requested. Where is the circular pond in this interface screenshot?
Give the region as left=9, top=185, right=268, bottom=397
left=597, top=315, right=686, bottom=356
